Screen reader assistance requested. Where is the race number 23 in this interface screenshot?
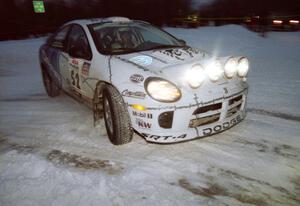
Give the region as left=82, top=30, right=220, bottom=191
left=71, top=70, right=81, bottom=89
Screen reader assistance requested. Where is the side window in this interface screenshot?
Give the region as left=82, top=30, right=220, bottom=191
left=50, top=26, right=71, bottom=50
left=67, top=25, right=92, bottom=60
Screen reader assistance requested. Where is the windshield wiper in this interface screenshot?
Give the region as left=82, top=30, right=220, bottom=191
left=111, top=47, right=139, bottom=54
left=149, top=44, right=183, bottom=50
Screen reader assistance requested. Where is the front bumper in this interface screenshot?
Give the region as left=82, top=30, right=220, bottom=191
left=128, top=87, right=248, bottom=143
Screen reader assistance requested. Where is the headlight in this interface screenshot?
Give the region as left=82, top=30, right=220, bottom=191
left=224, top=57, right=238, bottom=78
left=206, top=60, right=223, bottom=82
left=186, top=64, right=206, bottom=88
left=145, top=77, right=181, bottom=102
left=237, top=57, right=250, bottom=77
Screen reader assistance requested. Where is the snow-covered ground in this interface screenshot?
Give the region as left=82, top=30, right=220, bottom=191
left=0, top=25, right=299, bottom=206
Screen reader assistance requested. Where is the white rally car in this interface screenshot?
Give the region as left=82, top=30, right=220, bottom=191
left=39, top=17, right=249, bottom=145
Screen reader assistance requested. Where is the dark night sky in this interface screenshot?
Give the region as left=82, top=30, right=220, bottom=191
left=0, top=0, right=299, bottom=39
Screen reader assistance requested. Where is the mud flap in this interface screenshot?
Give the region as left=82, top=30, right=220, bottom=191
left=93, top=97, right=103, bottom=127
left=93, top=83, right=105, bottom=127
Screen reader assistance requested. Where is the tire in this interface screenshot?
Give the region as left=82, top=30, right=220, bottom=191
left=102, top=85, right=133, bottom=145
left=41, top=67, right=60, bottom=97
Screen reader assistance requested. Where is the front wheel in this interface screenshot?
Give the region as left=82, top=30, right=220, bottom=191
left=102, top=85, right=133, bottom=145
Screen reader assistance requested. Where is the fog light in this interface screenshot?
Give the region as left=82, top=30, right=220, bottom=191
left=237, top=57, right=250, bottom=77
left=224, top=57, right=238, bottom=78
left=158, top=111, right=174, bottom=128
left=186, top=64, right=206, bottom=89
left=206, top=61, right=223, bottom=82
left=132, top=104, right=146, bottom=111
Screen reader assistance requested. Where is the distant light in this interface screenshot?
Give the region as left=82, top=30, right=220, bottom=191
left=289, top=20, right=299, bottom=24
left=33, top=1, right=45, bottom=13
left=273, top=20, right=283, bottom=24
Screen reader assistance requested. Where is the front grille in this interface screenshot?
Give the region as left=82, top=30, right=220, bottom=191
left=226, top=104, right=241, bottom=118
left=229, top=95, right=242, bottom=105
left=188, top=93, right=244, bottom=128
left=189, top=113, right=220, bottom=128
left=193, top=103, right=222, bottom=115
left=227, top=95, right=243, bottom=118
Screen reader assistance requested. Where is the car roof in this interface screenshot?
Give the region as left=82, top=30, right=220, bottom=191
left=64, top=17, right=138, bottom=27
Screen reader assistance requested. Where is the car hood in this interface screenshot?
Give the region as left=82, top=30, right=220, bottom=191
left=115, top=47, right=211, bottom=76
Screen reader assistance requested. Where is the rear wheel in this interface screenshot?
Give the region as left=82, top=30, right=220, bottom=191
left=102, top=85, right=133, bottom=145
left=41, top=68, right=60, bottom=97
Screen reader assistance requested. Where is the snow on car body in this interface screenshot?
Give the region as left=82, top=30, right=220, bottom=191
left=39, top=17, right=249, bottom=145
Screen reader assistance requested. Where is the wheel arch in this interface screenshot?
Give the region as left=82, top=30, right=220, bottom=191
left=40, top=60, right=62, bottom=89
left=93, top=80, right=127, bottom=103
left=92, top=80, right=128, bottom=125
left=40, top=61, right=48, bottom=73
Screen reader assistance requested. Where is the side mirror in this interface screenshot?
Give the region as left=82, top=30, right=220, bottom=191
left=178, top=39, right=186, bottom=46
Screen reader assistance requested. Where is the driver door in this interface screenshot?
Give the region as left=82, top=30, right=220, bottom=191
left=64, top=24, right=92, bottom=98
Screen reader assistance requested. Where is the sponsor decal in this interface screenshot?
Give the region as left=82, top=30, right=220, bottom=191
left=115, top=56, right=158, bottom=74
left=130, top=74, right=144, bottom=83
left=158, top=47, right=205, bottom=60
left=129, top=55, right=152, bottom=66
left=136, top=118, right=151, bottom=129
left=70, top=59, right=79, bottom=69
left=139, top=53, right=168, bottom=64
left=159, top=49, right=184, bottom=60
left=141, top=133, right=187, bottom=141
left=122, top=89, right=146, bottom=99
left=82, top=62, right=90, bottom=76
left=132, top=111, right=152, bottom=119
left=181, top=47, right=201, bottom=57
left=71, top=59, right=79, bottom=65
left=202, top=114, right=243, bottom=136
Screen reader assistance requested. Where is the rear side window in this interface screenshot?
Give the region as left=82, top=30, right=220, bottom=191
left=49, top=26, right=71, bottom=50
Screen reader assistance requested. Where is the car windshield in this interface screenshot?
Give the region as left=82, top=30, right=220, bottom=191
left=88, top=21, right=183, bottom=55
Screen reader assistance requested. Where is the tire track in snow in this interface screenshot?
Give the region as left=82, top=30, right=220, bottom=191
left=177, top=177, right=268, bottom=206
left=0, top=93, right=48, bottom=102
left=233, top=138, right=300, bottom=161
left=47, top=149, right=124, bottom=174
left=176, top=166, right=300, bottom=206
left=247, top=108, right=300, bottom=122
left=0, top=137, right=124, bottom=174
